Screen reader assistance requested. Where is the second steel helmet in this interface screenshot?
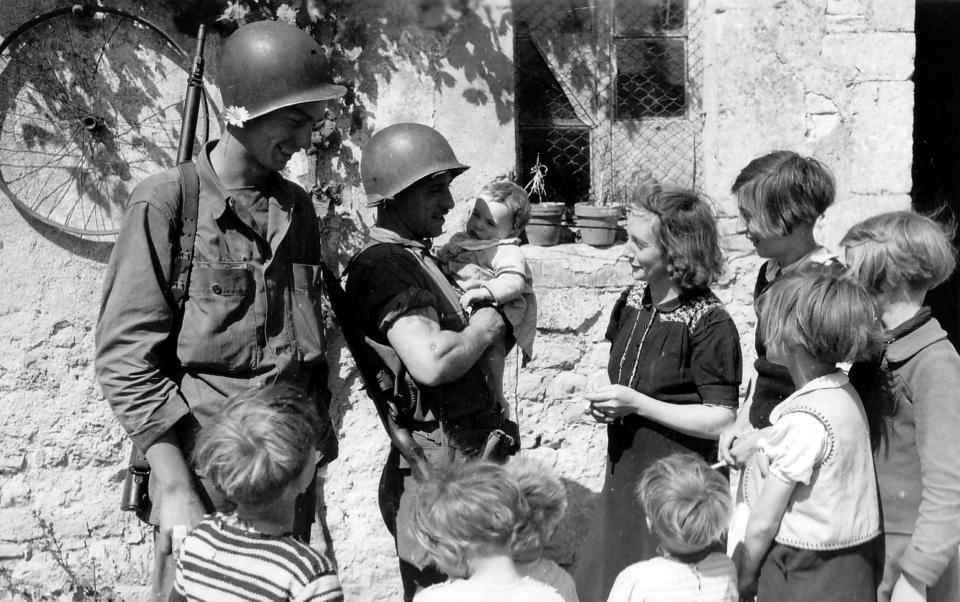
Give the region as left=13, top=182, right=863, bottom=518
left=361, top=123, right=469, bottom=207
left=218, top=21, right=345, bottom=123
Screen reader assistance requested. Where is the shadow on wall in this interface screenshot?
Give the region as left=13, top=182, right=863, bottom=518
left=166, top=0, right=516, bottom=128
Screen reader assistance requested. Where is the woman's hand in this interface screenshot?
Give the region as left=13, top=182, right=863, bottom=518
left=584, top=385, right=646, bottom=422
left=719, top=420, right=752, bottom=466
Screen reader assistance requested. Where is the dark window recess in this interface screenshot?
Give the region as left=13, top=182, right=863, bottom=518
left=515, top=36, right=580, bottom=125
left=615, top=38, right=686, bottom=118
left=615, top=0, right=685, bottom=35
left=518, top=128, right=590, bottom=206
left=515, top=33, right=589, bottom=206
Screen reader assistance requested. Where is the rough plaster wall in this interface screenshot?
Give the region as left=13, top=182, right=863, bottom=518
left=0, top=0, right=915, bottom=600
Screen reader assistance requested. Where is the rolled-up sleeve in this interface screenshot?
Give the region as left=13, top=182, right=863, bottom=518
left=95, top=178, right=191, bottom=452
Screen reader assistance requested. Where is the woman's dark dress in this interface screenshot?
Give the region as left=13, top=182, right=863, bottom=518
left=573, top=283, right=742, bottom=602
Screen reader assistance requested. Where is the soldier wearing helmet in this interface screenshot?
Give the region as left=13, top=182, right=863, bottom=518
left=95, top=21, right=343, bottom=600
left=345, top=123, right=513, bottom=600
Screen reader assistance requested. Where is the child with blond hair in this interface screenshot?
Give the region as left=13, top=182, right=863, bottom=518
left=736, top=267, right=883, bottom=601
left=438, top=181, right=537, bottom=412
left=843, top=211, right=960, bottom=602
left=607, top=453, right=736, bottom=602
left=411, top=461, right=564, bottom=602
left=172, top=384, right=342, bottom=602
left=508, top=459, right=579, bottom=602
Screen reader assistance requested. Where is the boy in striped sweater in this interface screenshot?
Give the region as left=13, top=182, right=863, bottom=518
left=171, top=384, right=343, bottom=602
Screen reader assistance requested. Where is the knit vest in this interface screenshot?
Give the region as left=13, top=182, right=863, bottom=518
left=744, top=376, right=881, bottom=550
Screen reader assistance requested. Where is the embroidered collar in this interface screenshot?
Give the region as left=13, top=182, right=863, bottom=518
left=628, top=281, right=703, bottom=313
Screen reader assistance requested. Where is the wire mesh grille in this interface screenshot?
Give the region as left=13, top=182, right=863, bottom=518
left=615, top=38, right=686, bottom=118
left=514, top=0, right=704, bottom=203
left=615, top=0, right=685, bottom=34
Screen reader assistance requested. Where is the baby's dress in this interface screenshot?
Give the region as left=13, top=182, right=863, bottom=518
left=437, top=232, right=537, bottom=361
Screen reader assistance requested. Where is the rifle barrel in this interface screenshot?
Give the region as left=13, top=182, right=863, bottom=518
left=176, top=24, right=207, bottom=165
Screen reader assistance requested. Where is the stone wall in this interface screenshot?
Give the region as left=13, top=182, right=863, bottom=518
left=0, top=0, right=914, bottom=600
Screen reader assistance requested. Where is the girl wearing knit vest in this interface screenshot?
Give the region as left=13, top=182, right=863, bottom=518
left=844, top=212, right=960, bottom=602
left=735, top=267, right=883, bottom=602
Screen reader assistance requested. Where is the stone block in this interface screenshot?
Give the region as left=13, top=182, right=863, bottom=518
left=544, top=371, right=587, bottom=401
left=848, top=82, right=914, bottom=195
left=529, top=341, right=581, bottom=370
left=525, top=244, right=633, bottom=289
left=516, top=372, right=546, bottom=402
left=826, top=0, right=867, bottom=31
left=821, top=33, right=914, bottom=82
left=0, top=543, right=27, bottom=559
left=871, top=0, right=914, bottom=32
left=0, top=508, right=40, bottom=540
left=536, top=289, right=605, bottom=332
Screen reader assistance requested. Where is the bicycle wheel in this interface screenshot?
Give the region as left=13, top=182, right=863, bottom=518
left=0, top=4, right=220, bottom=238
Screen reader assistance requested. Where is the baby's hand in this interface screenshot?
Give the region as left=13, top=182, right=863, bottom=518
left=460, top=287, right=494, bottom=310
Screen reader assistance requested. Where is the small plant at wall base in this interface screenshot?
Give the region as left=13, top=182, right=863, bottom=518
left=524, top=154, right=565, bottom=246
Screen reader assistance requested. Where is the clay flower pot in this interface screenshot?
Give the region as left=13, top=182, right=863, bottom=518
left=574, top=204, right=620, bottom=247
left=526, top=202, right=565, bottom=246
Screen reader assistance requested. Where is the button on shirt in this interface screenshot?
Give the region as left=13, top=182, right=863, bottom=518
left=95, top=141, right=331, bottom=454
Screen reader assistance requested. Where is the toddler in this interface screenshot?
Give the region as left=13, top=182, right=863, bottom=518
left=843, top=211, right=960, bottom=602
left=509, top=459, right=579, bottom=602
left=172, top=384, right=343, bottom=602
left=736, top=267, right=882, bottom=601
left=607, top=453, right=737, bottom=602
left=437, top=181, right=537, bottom=413
left=411, top=460, right=564, bottom=602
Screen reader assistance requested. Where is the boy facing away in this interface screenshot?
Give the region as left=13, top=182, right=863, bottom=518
left=607, top=453, right=737, bottom=602
left=172, top=384, right=343, bottom=602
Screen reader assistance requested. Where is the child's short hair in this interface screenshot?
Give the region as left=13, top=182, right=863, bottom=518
left=479, top=181, right=531, bottom=236
left=637, top=453, right=731, bottom=554
left=757, top=265, right=880, bottom=365
left=841, top=211, right=956, bottom=295
left=194, top=384, right=321, bottom=507
left=507, top=459, right=568, bottom=557
left=630, top=189, right=725, bottom=290
left=412, top=461, right=527, bottom=575
left=732, top=151, right=835, bottom=237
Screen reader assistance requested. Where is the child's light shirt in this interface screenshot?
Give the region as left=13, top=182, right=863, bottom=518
left=414, top=576, right=564, bottom=602
left=606, top=552, right=737, bottom=602
left=743, top=371, right=881, bottom=550
left=173, top=512, right=343, bottom=601
left=517, top=558, right=579, bottom=602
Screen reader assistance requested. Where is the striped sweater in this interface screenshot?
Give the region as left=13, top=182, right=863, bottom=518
left=173, top=513, right=343, bottom=602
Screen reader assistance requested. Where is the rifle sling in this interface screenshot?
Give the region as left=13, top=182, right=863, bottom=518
left=127, top=161, right=199, bottom=472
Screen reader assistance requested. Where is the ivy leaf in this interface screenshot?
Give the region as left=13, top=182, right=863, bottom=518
left=275, top=3, right=299, bottom=24
left=218, top=1, right=251, bottom=25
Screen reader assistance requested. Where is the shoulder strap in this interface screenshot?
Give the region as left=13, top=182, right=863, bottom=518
left=170, top=161, right=199, bottom=310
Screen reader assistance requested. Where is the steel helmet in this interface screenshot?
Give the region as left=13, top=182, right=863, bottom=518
left=218, top=21, right=345, bottom=123
left=361, top=123, right=470, bottom=207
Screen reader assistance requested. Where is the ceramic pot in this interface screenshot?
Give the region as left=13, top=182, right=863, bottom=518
left=575, top=204, right=620, bottom=247
left=525, top=202, right=565, bottom=246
